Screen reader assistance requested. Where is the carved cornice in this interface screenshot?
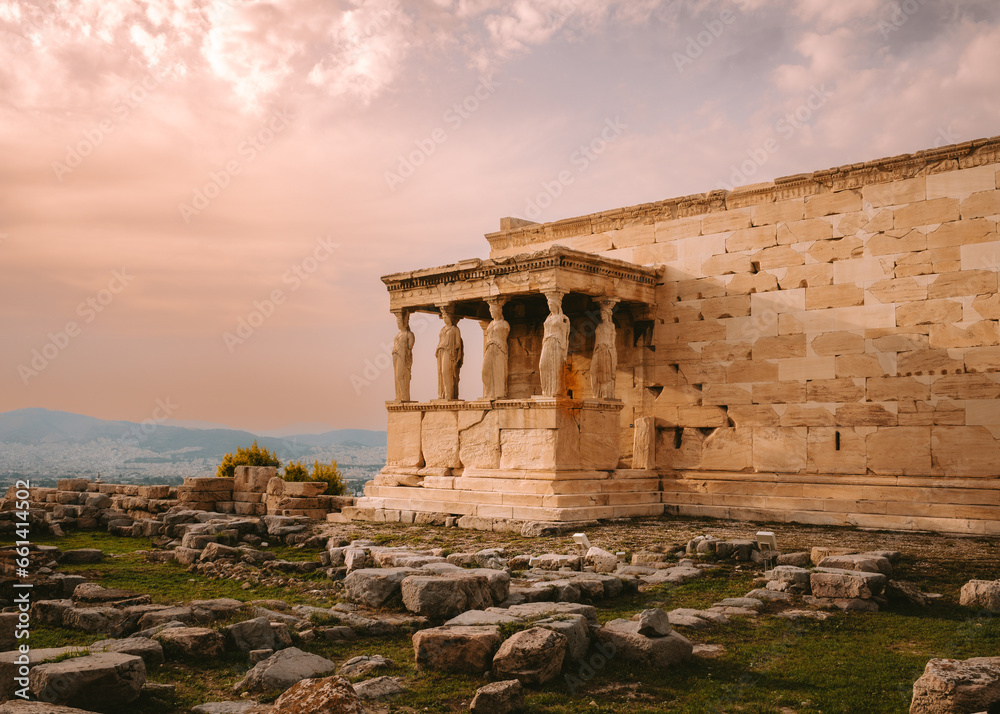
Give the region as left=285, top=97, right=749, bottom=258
left=485, top=135, right=1000, bottom=253
left=387, top=397, right=624, bottom=412
left=381, top=245, right=660, bottom=294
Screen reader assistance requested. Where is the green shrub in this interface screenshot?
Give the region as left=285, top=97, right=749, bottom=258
left=283, top=459, right=347, bottom=496
left=216, top=440, right=281, bottom=478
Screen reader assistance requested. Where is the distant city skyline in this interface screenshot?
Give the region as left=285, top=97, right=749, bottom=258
left=2, top=0, right=999, bottom=431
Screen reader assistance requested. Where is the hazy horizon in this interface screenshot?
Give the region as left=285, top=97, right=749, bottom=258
left=3, top=0, right=1000, bottom=431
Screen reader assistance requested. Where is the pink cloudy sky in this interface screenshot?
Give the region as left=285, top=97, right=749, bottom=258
left=2, top=0, right=999, bottom=433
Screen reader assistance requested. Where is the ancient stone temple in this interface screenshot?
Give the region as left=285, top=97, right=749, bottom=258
left=351, top=135, right=1000, bottom=535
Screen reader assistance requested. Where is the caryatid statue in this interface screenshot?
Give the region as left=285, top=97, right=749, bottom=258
left=591, top=299, right=619, bottom=399
left=482, top=297, right=510, bottom=400
left=538, top=291, right=570, bottom=397
left=436, top=306, right=464, bottom=400
left=391, top=310, right=415, bottom=402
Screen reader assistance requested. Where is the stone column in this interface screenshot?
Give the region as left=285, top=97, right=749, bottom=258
left=482, top=297, right=510, bottom=400
left=591, top=298, right=619, bottom=400
left=391, top=309, right=415, bottom=402
left=538, top=291, right=570, bottom=398
left=435, top=305, right=463, bottom=400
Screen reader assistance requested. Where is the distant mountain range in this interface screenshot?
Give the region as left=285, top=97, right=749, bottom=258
left=0, top=408, right=386, bottom=487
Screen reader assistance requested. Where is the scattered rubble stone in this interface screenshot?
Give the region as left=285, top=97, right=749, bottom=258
left=338, top=654, right=394, bottom=678
left=492, top=627, right=568, bottom=686
left=269, top=675, right=366, bottom=714
left=413, top=626, right=502, bottom=673
left=909, top=657, right=1000, bottom=714
left=154, top=627, right=225, bottom=660
left=29, top=652, right=145, bottom=710
left=470, top=679, right=525, bottom=713
left=959, top=580, right=1000, bottom=612
left=234, top=647, right=337, bottom=693
left=353, top=674, right=407, bottom=700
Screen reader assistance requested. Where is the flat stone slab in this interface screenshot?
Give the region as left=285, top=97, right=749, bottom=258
left=234, top=647, right=337, bottom=693
left=445, top=610, right=525, bottom=627
left=490, top=602, right=597, bottom=622
left=29, top=652, right=145, bottom=709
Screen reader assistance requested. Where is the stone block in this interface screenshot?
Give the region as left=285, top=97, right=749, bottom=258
left=727, top=225, right=776, bottom=252
left=412, top=626, right=501, bottom=673
left=867, top=427, right=931, bottom=475
left=896, top=299, right=963, bottom=326
left=893, top=197, right=960, bottom=229
left=926, top=165, right=996, bottom=199
left=752, top=428, right=806, bottom=473
left=234, top=466, right=278, bottom=492
left=387, top=410, right=423, bottom=468
left=862, top=177, right=925, bottom=207
left=421, top=410, right=461, bottom=469
left=459, top=410, right=501, bottom=469
left=960, top=189, right=1000, bottom=219
left=804, top=190, right=861, bottom=218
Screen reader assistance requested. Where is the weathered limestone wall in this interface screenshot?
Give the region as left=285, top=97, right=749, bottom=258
left=485, top=136, right=1000, bottom=534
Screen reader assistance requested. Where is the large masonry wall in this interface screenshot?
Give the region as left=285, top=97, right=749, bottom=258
left=485, top=137, right=1000, bottom=533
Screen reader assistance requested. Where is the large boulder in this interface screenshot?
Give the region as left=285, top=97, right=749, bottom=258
left=809, top=568, right=887, bottom=599
left=234, top=647, right=337, bottom=693
left=343, top=568, right=418, bottom=608
left=470, top=679, right=524, bottom=714
left=959, top=580, right=1000, bottom=612
left=270, top=675, right=367, bottom=714
left=401, top=574, right=493, bottom=620
left=909, top=657, right=1000, bottom=713
left=412, top=626, right=501, bottom=673
left=492, top=627, right=567, bottom=686
left=154, top=627, right=225, bottom=660
left=29, top=652, right=145, bottom=709
left=596, top=619, right=692, bottom=668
